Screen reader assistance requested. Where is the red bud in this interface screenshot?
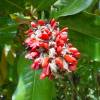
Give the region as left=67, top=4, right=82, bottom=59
left=50, top=18, right=56, bottom=28
left=61, top=27, right=68, bottom=32
left=31, top=51, right=40, bottom=58
left=69, top=47, right=78, bottom=53
left=74, top=52, right=80, bottom=58
left=39, top=33, right=49, bottom=40
left=69, top=64, right=77, bottom=71
left=64, top=54, right=77, bottom=63
left=39, top=42, right=49, bottom=49
left=38, top=20, right=45, bottom=25
left=56, top=46, right=62, bottom=54
left=58, top=40, right=65, bottom=46
left=60, top=34, right=67, bottom=42
left=42, top=57, right=49, bottom=68
left=31, top=58, right=41, bottom=70
left=40, top=72, right=46, bottom=79
left=25, top=29, right=33, bottom=35
left=31, top=22, right=37, bottom=27
left=40, top=65, right=50, bottom=79
left=55, top=57, right=63, bottom=69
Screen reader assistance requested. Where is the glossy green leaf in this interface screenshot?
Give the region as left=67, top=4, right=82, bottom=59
left=12, top=77, right=26, bottom=100
left=31, top=0, right=57, bottom=11
left=0, top=0, right=25, bottom=15
left=85, top=0, right=98, bottom=13
left=94, top=16, right=100, bottom=26
left=59, top=12, right=100, bottom=40
left=59, top=12, right=100, bottom=61
left=12, top=54, right=56, bottom=100
left=0, top=17, right=18, bottom=44
left=68, top=30, right=100, bottom=61
left=51, top=0, right=93, bottom=18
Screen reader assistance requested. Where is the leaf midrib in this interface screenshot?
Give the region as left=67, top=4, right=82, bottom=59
left=32, top=71, right=36, bottom=100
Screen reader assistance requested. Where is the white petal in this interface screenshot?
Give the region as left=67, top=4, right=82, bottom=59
left=25, top=54, right=32, bottom=59
left=62, top=32, right=68, bottom=35
left=31, top=34, right=35, bottom=38
left=35, top=30, right=41, bottom=35
left=63, top=60, right=71, bottom=72
left=49, top=48, right=56, bottom=58
left=61, top=48, right=67, bottom=55
left=49, top=61, right=57, bottom=73
left=49, top=41, right=56, bottom=47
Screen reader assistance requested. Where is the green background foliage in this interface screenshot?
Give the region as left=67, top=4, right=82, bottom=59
left=0, top=0, right=100, bottom=100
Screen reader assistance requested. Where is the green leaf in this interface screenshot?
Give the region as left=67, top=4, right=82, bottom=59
left=59, top=13, right=100, bottom=61
left=51, top=0, right=93, bottom=18
left=0, top=17, right=18, bottom=44
left=94, top=16, right=100, bottom=26
left=85, top=0, right=98, bottom=13
left=12, top=76, right=26, bottom=100
left=12, top=54, right=56, bottom=100
left=0, top=0, right=25, bottom=15
left=31, top=0, right=57, bottom=11
left=68, top=30, right=100, bottom=61
left=59, top=12, right=100, bottom=40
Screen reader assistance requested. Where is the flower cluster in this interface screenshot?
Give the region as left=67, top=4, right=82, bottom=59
left=24, top=19, right=80, bottom=79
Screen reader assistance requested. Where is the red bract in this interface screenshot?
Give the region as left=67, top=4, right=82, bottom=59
left=31, top=58, right=41, bottom=70
left=60, top=27, right=68, bottom=32
left=24, top=19, right=80, bottom=79
left=39, top=42, right=49, bottom=50
left=25, top=29, right=33, bottom=35
left=38, top=20, right=45, bottom=25
left=55, top=57, right=63, bottom=69
left=42, top=57, right=49, bottom=68
left=50, top=18, right=56, bottom=28
left=56, top=46, right=62, bottom=54
left=31, top=22, right=37, bottom=27
left=69, top=64, right=77, bottom=71
left=38, top=33, right=49, bottom=40
left=64, top=54, right=77, bottom=63
left=40, top=65, right=50, bottom=79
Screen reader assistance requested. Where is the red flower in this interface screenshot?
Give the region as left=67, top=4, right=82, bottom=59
left=24, top=19, right=80, bottom=79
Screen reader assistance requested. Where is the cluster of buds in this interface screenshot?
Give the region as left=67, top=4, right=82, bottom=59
left=24, top=19, right=80, bottom=79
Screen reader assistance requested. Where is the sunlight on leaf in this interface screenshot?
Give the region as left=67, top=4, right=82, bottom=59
left=12, top=54, right=56, bottom=100
left=51, top=0, right=93, bottom=18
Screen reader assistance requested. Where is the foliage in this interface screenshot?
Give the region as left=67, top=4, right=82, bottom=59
left=0, top=0, right=100, bottom=100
